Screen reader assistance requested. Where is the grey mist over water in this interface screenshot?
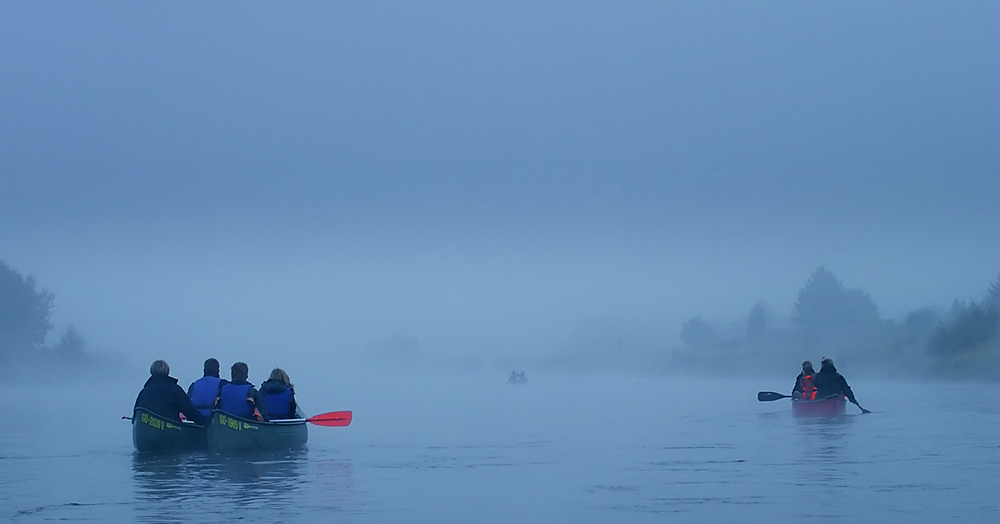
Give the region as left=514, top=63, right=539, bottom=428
left=2, top=2, right=999, bottom=371
left=2, top=1, right=1000, bottom=522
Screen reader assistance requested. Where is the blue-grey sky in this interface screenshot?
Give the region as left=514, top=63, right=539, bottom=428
left=2, top=2, right=998, bottom=369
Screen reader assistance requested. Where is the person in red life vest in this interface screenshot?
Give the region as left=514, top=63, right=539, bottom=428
left=813, top=357, right=861, bottom=406
left=187, top=358, right=228, bottom=419
left=134, top=360, right=208, bottom=425
left=791, top=360, right=817, bottom=400
left=260, top=368, right=298, bottom=420
left=215, top=361, right=269, bottom=421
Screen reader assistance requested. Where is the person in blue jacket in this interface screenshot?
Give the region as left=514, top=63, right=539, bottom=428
left=216, top=361, right=269, bottom=421
left=187, top=358, right=228, bottom=418
left=260, top=368, right=298, bottom=420
left=134, top=360, right=208, bottom=426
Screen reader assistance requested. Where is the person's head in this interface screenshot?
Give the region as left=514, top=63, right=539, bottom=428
left=231, top=362, right=249, bottom=382
left=204, top=358, right=220, bottom=377
left=820, top=357, right=835, bottom=371
left=802, top=360, right=815, bottom=375
left=150, top=360, right=170, bottom=377
left=268, top=368, right=292, bottom=387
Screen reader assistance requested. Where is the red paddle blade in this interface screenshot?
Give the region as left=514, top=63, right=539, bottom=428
left=306, top=410, right=352, bottom=427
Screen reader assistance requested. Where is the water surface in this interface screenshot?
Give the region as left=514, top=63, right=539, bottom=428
left=2, top=375, right=997, bottom=522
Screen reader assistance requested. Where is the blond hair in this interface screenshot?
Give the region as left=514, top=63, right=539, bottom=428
left=269, top=368, right=293, bottom=388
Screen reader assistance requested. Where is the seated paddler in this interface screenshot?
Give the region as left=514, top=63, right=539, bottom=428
left=216, top=361, right=269, bottom=421
left=791, top=360, right=817, bottom=400
left=187, top=358, right=228, bottom=418
left=813, top=357, right=860, bottom=406
left=260, top=368, right=298, bottom=420
left=134, top=359, right=208, bottom=426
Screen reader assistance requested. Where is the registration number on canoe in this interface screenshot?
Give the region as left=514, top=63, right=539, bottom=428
left=218, top=414, right=258, bottom=431
left=140, top=412, right=180, bottom=431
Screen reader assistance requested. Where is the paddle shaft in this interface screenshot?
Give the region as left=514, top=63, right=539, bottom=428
left=851, top=400, right=872, bottom=414
left=272, top=410, right=353, bottom=427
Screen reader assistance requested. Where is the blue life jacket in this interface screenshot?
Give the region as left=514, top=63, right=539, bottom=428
left=264, top=386, right=293, bottom=419
left=189, top=376, right=223, bottom=418
left=218, top=383, right=255, bottom=418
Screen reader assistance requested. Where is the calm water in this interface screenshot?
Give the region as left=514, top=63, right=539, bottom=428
left=1, top=374, right=998, bottom=523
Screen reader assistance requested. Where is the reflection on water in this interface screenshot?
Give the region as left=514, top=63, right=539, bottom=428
left=131, top=451, right=312, bottom=523
left=794, top=415, right=855, bottom=491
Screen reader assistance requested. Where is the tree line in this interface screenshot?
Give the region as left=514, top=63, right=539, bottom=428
left=0, top=260, right=86, bottom=360
left=679, top=266, right=1000, bottom=378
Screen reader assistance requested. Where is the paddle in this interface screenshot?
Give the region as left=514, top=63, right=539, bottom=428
left=272, top=410, right=353, bottom=427
left=758, top=390, right=872, bottom=414
left=757, top=391, right=791, bottom=402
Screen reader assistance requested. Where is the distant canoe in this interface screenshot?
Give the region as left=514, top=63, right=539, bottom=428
left=207, top=410, right=308, bottom=453
left=132, top=408, right=207, bottom=453
left=791, top=395, right=847, bottom=417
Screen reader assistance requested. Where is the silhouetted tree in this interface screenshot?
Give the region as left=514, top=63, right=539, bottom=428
left=929, top=300, right=998, bottom=356
left=746, top=301, right=769, bottom=343
left=680, top=317, right=719, bottom=349
left=986, top=274, right=1000, bottom=313
left=0, top=260, right=55, bottom=355
left=793, top=266, right=883, bottom=347
left=56, top=325, right=86, bottom=355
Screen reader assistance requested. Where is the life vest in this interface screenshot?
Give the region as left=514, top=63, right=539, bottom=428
left=189, top=376, right=223, bottom=418
left=800, top=374, right=816, bottom=400
left=218, top=383, right=255, bottom=418
left=263, top=386, right=294, bottom=419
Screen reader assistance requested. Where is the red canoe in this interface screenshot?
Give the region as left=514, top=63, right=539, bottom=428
left=791, top=395, right=847, bottom=417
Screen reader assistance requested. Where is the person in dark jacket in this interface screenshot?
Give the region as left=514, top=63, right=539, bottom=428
left=260, top=368, right=298, bottom=420
left=187, top=358, right=228, bottom=418
left=216, top=361, right=269, bottom=421
left=791, top=360, right=817, bottom=400
left=813, top=357, right=860, bottom=405
left=134, top=360, right=208, bottom=426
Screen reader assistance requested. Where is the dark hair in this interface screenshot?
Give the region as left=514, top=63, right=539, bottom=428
left=150, top=360, right=170, bottom=377
left=204, top=358, right=220, bottom=376
left=231, top=361, right=249, bottom=382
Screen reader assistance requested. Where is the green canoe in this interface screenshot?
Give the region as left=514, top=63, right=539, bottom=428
left=207, top=409, right=308, bottom=453
left=132, top=408, right=207, bottom=453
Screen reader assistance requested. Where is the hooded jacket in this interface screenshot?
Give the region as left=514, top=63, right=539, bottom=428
left=134, top=374, right=208, bottom=426
left=260, top=379, right=298, bottom=419
left=813, top=362, right=858, bottom=404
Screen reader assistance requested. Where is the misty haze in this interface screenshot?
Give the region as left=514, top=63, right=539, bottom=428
left=2, top=2, right=999, bottom=523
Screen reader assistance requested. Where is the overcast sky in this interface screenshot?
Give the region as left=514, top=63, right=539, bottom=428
left=2, top=1, right=998, bottom=370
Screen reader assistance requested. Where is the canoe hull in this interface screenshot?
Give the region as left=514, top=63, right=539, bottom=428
left=792, top=395, right=847, bottom=417
left=132, top=408, right=207, bottom=453
left=207, top=410, right=308, bottom=453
